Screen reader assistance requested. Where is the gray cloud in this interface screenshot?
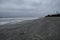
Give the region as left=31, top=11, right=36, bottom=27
left=0, top=0, right=60, bottom=17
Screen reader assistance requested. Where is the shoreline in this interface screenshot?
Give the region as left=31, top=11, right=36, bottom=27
left=0, top=17, right=38, bottom=25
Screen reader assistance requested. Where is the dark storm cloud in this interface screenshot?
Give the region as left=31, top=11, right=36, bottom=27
left=0, top=0, right=60, bottom=16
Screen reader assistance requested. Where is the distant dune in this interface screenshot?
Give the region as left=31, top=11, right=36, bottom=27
left=0, top=17, right=60, bottom=40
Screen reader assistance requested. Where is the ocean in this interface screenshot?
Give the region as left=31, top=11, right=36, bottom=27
left=0, top=17, right=38, bottom=25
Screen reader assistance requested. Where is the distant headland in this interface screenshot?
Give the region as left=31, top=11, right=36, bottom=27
left=45, top=12, right=60, bottom=17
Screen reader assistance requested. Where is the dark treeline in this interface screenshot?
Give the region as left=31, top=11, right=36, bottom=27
left=45, top=12, right=60, bottom=17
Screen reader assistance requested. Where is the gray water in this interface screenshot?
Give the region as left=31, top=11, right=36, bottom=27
left=0, top=17, right=38, bottom=25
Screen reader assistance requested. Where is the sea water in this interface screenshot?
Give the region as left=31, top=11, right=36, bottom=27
left=0, top=17, right=38, bottom=25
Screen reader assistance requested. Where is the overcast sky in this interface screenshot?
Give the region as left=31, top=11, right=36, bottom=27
left=0, top=0, right=60, bottom=17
